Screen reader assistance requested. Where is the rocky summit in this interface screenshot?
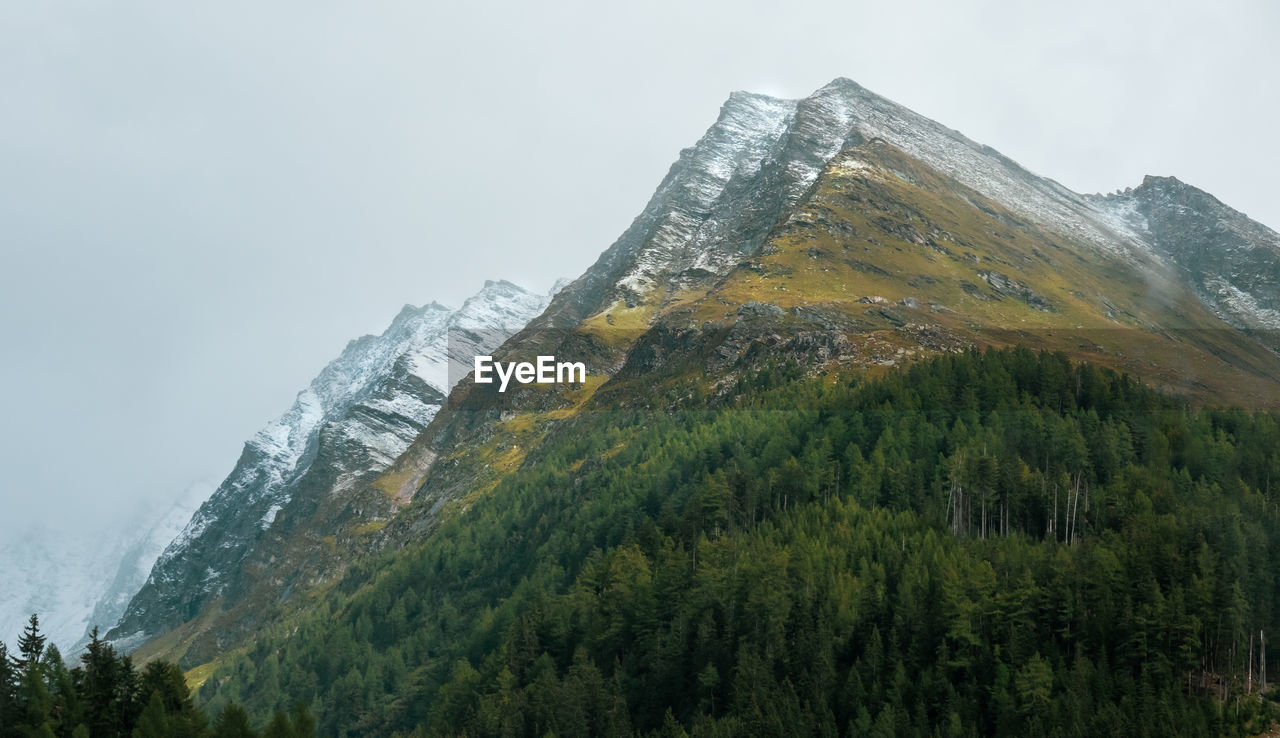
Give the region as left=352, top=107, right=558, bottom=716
left=375, top=78, right=1280, bottom=558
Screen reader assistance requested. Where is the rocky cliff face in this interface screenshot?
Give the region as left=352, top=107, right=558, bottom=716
left=533, top=77, right=1168, bottom=339
left=1095, top=176, right=1280, bottom=335
left=376, top=78, right=1280, bottom=556
left=106, top=280, right=555, bottom=653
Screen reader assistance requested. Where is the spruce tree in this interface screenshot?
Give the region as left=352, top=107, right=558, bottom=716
left=15, top=614, right=45, bottom=669
left=131, top=692, right=169, bottom=738
left=261, top=711, right=293, bottom=738
left=211, top=703, right=257, bottom=738
left=0, top=641, right=17, bottom=735
left=78, top=627, right=140, bottom=738
left=17, top=651, right=53, bottom=735
left=139, top=660, right=205, bottom=736
left=46, top=645, right=85, bottom=736
left=289, top=702, right=316, bottom=738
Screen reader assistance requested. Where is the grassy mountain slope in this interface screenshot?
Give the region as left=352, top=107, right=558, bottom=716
left=366, top=137, right=1280, bottom=575
left=161, top=127, right=1280, bottom=694
left=194, top=347, right=1280, bottom=736
left=663, top=138, right=1280, bottom=407
left=140, top=84, right=1280, bottom=736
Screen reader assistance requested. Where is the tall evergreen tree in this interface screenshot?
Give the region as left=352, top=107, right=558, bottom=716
left=211, top=704, right=257, bottom=738
left=44, top=645, right=84, bottom=736
left=261, top=712, right=293, bottom=738
left=130, top=692, right=169, bottom=738
left=15, top=615, right=45, bottom=670
left=77, top=627, right=140, bottom=738
left=138, top=661, right=205, bottom=736
left=0, top=641, right=17, bottom=737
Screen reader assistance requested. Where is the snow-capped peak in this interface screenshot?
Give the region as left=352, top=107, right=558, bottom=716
left=106, top=280, right=554, bottom=648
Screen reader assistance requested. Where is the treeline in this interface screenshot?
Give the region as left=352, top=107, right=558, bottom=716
left=191, top=347, right=1280, bottom=735
left=0, top=615, right=314, bottom=737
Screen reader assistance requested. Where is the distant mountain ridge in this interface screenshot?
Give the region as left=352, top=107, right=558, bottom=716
left=106, top=280, right=557, bottom=654
left=0, top=484, right=206, bottom=655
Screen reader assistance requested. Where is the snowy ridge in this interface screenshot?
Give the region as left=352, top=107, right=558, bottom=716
left=149, top=301, right=455, bottom=580
left=582, top=78, right=1162, bottom=315
left=1096, top=175, right=1280, bottom=337
left=803, top=79, right=1151, bottom=254
left=107, top=280, right=557, bottom=648
left=613, top=92, right=796, bottom=297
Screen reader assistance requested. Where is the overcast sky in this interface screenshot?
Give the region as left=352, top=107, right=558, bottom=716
left=1, top=0, right=1275, bottom=541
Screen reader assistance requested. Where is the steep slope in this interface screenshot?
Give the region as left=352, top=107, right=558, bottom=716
left=196, top=351, right=1280, bottom=736
left=1095, top=176, right=1280, bottom=335
left=635, top=138, right=1280, bottom=406
left=374, top=79, right=1280, bottom=555
left=107, top=280, right=555, bottom=657
left=151, top=78, right=1280, bottom=704
left=71, top=485, right=211, bottom=652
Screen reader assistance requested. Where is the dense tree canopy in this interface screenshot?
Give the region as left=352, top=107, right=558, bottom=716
left=188, top=347, right=1280, bottom=736
left=0, top=617, right=314, bottom=738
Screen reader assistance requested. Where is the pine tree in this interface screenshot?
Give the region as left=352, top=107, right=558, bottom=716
left=17, top=652, right=53, bottom=736
left=15, top=615, right=45, bottom=669
left=78, top=627, right=140, bottom=738
left=131, top=692, right=169, bottom=738
left=211, top=703, right=257, bottom=738
left=45, top=645, right=84, bottom=736
left=0, top=640, right=18, bottom=737
left=289, top=703, right=316, bottom=738
left=138, top=660, right=204, bottom=735
left=261, top=711, right=293, bottom=738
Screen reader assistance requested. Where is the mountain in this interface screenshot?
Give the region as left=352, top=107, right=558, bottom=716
left=106, top=280, right=557, bottom=659
left=375, top=78, right=1280, bottom=549
left=186, top=80, right=1280, bottom=736
left=1096, top=175, right=1280, bottom=336
left=110, top=78, right=1280, bottom=733
left=0, top=484, right=206, bottom=655
left=72, top=485, right=212, bottom=652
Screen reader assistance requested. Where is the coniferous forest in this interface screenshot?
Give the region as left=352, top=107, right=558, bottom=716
left=10, top=348, right=1280, bottom=735
left=160, top=347, right=1280, bottom=736
left=0, top=617, right=314, bottom=737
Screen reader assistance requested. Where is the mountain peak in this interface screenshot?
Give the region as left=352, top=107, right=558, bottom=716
left=548, top=277, right=573, bottom=296
left=393, top=301, right=451, bottom=323
left=480, top=278, right=527, bottom=293
left=1142, top=174, right=1181, bottom=186
left=816, top=76, right=866, bottom=94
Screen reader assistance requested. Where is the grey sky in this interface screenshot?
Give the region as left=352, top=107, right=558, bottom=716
left=1, top=0, right=1275, bottom=540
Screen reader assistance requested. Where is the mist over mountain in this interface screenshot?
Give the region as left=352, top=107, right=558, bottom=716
left=7, top=75, right=1280, bottom=736
left=0, top=482, right=207, bottom=654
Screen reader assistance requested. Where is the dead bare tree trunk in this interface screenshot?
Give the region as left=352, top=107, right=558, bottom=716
left=1070, top=474, right=1082, bottom=544
left=982, top=487, right=987, bottom=540
left=1053, top=482, right=1059, bottom=542
left=1254, top=626, right=1264, bottom=690
left=1248, top=631, right=1255, bottom=695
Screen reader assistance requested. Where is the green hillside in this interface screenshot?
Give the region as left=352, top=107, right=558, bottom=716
left=86, top=92, right=1280, bottom=738
left=191, top=348, right=1280, bottom=736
